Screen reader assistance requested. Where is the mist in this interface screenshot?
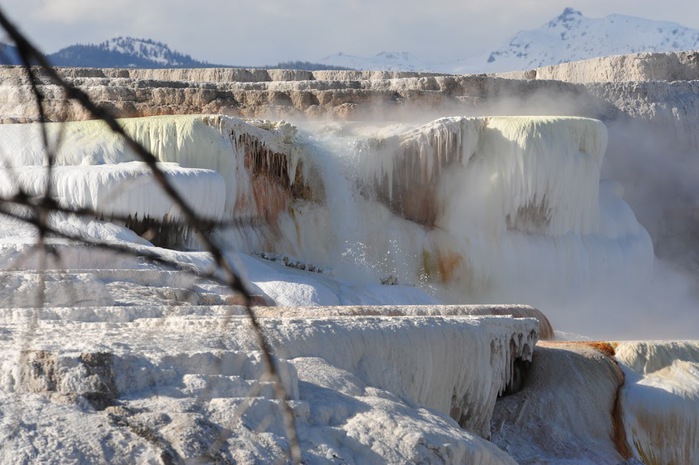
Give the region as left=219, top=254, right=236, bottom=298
left=481, top=95, right=699, bottom=340
left=279, top=86, right=699, bottom=341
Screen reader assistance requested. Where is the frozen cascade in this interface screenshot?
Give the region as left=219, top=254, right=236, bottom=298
left=0, top=115, right=314, bottom=249
left=0, top=114, right=654, bottom=307
left=279, top=116, right=653, bottom=305
left=355, top=116, right=605, bottom=234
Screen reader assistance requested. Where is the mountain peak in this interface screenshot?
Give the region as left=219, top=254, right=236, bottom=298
left=546, top=7, right=584, bottom=30
left=483, top=9, right=699, bottom=72
left=95, top=37, right=193, bottom=66
left=47, top=36, right=212, bottom=68
left=320, top=9, right=699, bottom=74
left=560, top=7, right=582, bottom=18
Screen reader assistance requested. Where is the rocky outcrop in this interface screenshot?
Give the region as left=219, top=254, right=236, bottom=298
left=491, top=342, right=628, bottom=464
left=496, top=50, right=699, bottom=83
left=0, top=65, right=618, bottom=123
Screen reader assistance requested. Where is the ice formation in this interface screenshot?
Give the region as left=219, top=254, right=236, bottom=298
left=274, top=116, right=653, bottom=313
left=0, top=162, right=225, bottom=222
left=0, top=115, right=306, bottom=219
left=0, top=114, right=655, bottom=321
left=362, top=116, right=606, bottom=235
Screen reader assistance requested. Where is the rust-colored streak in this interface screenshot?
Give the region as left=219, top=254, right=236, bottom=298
left=237, top=133, right=312, bottom=223
left=241, top=134, right=292, bottom=189
left=250, top=175, right=290, bottom=223
left=369, top=129, right=467, bottom=228
left=557, top=340, right=618, bottom=358
left=437, top=251, right=463, bottom=283
left=579, top=341, right=618, bottom=358
left=611, top=371, right=634, bottom=461
left=539, top=340, right=633, bottom=460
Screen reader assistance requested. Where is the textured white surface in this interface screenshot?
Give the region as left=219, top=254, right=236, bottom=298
left=0, top=113, right=695, bottom=463
left=0, top=161, right=225, bottom=222
left=499, top=51, right=699, bottom=83
left=276, top=117, right=653, bottom=315
left=478, top=8, right=699, bottom=73
left=0, top=292, right=534, bottom=464
left=491, top=343, right=626, bottom=464
left=616, top=341, right=699, bottom=465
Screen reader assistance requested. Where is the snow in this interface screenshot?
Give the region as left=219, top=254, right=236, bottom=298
left=0, top=282, right=536, bottom=464
left=401, top=116, right=607, bottom=236
left=100, top=37, right=191, bottom=66
left=487, top=8, right=699, bottom=73
left=0, top=115, right=276, bottom=212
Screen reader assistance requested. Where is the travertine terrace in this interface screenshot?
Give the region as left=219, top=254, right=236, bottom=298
left=1, top=51, right=698, bottom=464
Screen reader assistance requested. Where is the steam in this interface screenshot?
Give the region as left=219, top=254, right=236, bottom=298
left=460, top=89, right=698, bottom=340
left=282, top=87, right=699, bottom=341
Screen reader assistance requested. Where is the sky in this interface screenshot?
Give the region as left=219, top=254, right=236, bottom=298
left=1, top=0, right=699, bottom=66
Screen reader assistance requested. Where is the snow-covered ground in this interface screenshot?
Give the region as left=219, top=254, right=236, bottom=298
left=0, top=114, right=696, bottom=464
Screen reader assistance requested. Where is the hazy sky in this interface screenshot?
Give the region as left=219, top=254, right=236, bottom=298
left=1, top=1, right=699, bottom=66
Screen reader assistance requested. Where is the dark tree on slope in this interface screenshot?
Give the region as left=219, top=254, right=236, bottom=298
left=271, top=60, right=353, bottom=71
left=0, top=41, right=21, bottom=64
left=47, top=44, right=215, bottom=68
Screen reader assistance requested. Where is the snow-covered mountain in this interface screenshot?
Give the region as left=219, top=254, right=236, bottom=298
left=320, top=8, right=699, bottom=74
left=5, top=9, right=699, bottom=73
left=480, top=7, right=699, bottom=72
left=47, top=36, right=215, bottom=68
left=1, top=36, right=345, bottom=70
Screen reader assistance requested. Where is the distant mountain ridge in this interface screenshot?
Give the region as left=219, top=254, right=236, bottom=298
left=3, top=9, right=699, bottom=72
left=0, top=36, right=350, bottom=70
left=319, top=51, right=431, bottom=72
left=320, top=8, right=699, bottom=73
left=47, top=37, right=216, bottom=68
left=0, top=42, right=21, bottom=65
